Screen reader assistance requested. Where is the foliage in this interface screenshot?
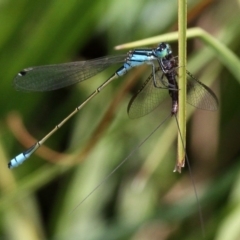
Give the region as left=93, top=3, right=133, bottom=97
left=0, top=0, right=240, bottom=239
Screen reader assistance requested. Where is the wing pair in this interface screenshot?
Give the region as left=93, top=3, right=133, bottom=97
left=127, top=68, right=218, bottom=118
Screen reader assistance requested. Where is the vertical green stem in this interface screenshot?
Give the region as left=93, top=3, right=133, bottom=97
left=176, top=0, right=187, bottom=172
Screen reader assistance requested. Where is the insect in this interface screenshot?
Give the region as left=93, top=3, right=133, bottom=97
left=8, top=42, right=218, bottom=168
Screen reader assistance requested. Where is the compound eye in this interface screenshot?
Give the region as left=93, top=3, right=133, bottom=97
left=158, top=42, right=167, bottom=51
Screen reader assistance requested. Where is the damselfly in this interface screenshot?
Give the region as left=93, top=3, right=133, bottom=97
left=8, top=42, right=218, bottom=169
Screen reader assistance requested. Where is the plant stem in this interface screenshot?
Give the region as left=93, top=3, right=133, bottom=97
left=176, top=0, right=187, bottom=173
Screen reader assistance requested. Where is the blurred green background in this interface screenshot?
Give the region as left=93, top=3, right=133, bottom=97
left=1, top=0, right=240, bottom=239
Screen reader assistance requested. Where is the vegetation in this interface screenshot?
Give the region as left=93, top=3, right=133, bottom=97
left=0, top=0, right=240, bottom=239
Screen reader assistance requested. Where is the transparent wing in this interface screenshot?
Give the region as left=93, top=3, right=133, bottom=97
left=127, top=70, right=170, bottom=119
left=127, top=68, right=218, bottom=119
left=14, top=55, right=127, bottom=92
left=186, top=71, right=218, bottom=111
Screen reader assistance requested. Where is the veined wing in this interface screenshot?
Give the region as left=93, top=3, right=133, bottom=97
left=186, top=71, right=218, bottom=111
left=127, top=69, right=170, bottom=119
left=14, top=55, right=127, bottom=92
